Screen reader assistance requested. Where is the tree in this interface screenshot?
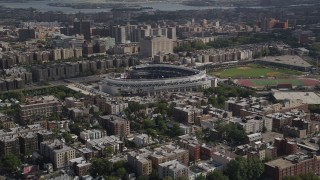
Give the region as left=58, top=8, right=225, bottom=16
left=206, top=171, right=228, bottom=180
left=154, top=100, right=169, bottom=115
left=62, top=132, right=73, bottom=144
left=283, top=173, right=319, bottom=180
left=146, top=128, right=157, bottom=138
left=116, top=167, right=127, bottom=178
left=69, top=123, right=82, bottom=135
left=155, top=115, right=167, bottom=131
left=195, top=174, right=206, bottom=180
left=163, top=177, right=174, bottom=180
left=214, top=122, right=247, bottom=144
left=170, top=122, right=183, bottom=138
left=90, top=158, right=113, bottom=177
left=195, top=129, right=204, bottom=141
left=143, top=118, right=154, bottom=129
left=226, top=157, right=264, bottom=180
left=0, top=154, right=21, bottom=173
left=283, top=176, right=302, bottom=180
left=104, top=146, right=114, bottom=157
left=247, top=157, right=264, bottom=180
left=137, top=175, right=149, bottom=180
left=113, top=160, right=127, bottom=170
left=149, top=169, right=159, bottom=180
left=176, top=176, right=189, bottom=180
left=105, top=176, right=118, bottom=180
left=226, top=157, right=248, bottom=180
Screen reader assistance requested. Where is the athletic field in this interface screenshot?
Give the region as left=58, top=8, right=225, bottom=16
left=211, top=64, right=303, bottom=78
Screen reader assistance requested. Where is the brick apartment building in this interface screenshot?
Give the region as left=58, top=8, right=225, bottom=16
left=19, top=95, right=62, bottom=124
left=99, top=115, right=130, bottom=137
left=265, top=153, right=320, bottom=180
left=274, top=138, right=298, bottom=156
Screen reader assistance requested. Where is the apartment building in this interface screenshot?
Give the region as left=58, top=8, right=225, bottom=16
left=274, top=138, right=298, bottom=156
left=79, top=129, right=107, bottom=142
left=265, top=153, right=320, bottom=180
left=140, top=36, right=173, bottom=57
left=0, top=135, right=20, bottom=157
left=18, top=95, right=62, bottom=124
left=178, top=135, right=201, bottom=162
left=99, top=115, right=130, bottom=136
left=0, top=113, right=15, bottom=129
left=158, top=160, right=189, bottom=179
left=37, top=130, right=55, bottom=149
left=225, top=97, right=269, bottom=117
left=105, top=101, right=128, bottom=115
left=19, top=132, right=38, bottom=155
left=149, top=145, right=189, bottom=167
left=173, top=106, right=203, bottom=125
left=128, top=149, right=153, bottom=176
left=86, top=136, right=124, bottom=155
left=230, top=115, right=273, bottom=133
left=40, top=139, right=76, bottom=169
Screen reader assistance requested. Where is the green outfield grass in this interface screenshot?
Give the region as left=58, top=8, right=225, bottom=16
left=211, top=64, right=303, bottom=78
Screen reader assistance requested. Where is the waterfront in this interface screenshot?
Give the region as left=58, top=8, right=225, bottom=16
left=0, top=0, right=236, bottom=13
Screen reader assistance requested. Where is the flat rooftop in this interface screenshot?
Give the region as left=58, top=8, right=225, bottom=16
left=258, top=55, right=312, bottom=68
left=273, top=91, right=320, bottom=105
left=265, top=158, right=293, bottom=169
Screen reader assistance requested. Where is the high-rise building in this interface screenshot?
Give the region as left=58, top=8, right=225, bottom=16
left=111, top=26, right=126, bottom=44
left=18, top=28, right=36, bottom=41
left=167, top=27, right=177, bottom=40
left=140, top=36, right=173, bottom=57
left=73, top=20, right=91, bottom=40
left=82, top=43, right=93, bottom=57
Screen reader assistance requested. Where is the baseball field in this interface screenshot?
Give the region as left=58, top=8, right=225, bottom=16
left=210, top=64, right=303, bottom=78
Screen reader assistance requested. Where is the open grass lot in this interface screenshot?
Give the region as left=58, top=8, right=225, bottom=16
left=210, top=64, right=303, bottom=78
left=235, top=78, right=320, bottom=88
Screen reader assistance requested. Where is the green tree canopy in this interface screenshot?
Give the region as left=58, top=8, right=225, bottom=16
left=206, top=171, right=229, bottom=180
left=283, top=173, right=319, bottom=180
left=226, top=157, right=264, bottom=180
left=163, top=177, right=174, bottom=180
left=195, top=174, right=206, bottom=180
left=90, top=158, right=113, bottom=177
left=62, top=132, right=73, bottom=144
left=116, top=167, right=127, bottom=178
left=0, top=154, right=21, bottom=173
left=213, top=121, right=247, bottom=144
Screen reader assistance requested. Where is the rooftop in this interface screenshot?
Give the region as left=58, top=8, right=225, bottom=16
left=258, top=55, right=312, bottom=68
left=265, top=153, right=313, bottom=169
left=273, top=92, right=320, bottom=105
left=159, top=160, right=187, bottom=170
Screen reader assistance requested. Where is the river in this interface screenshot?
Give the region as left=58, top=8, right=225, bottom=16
left=0, top=0, right=238, bottom=13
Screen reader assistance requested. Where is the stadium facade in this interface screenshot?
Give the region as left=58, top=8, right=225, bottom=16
left=100, top=64, right=212, bottom=96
